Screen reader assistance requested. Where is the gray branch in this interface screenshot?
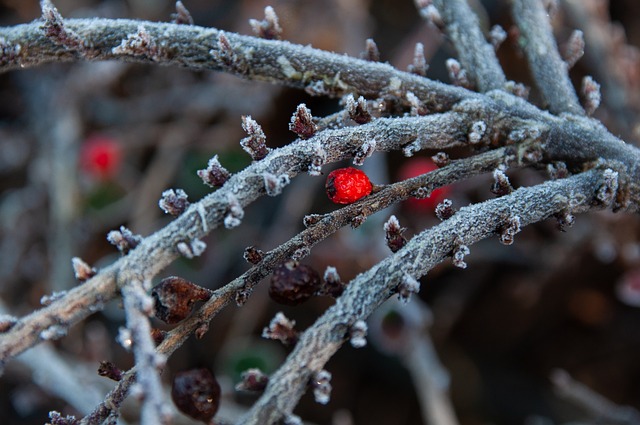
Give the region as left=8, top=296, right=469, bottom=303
left=511, top=0, right=584, bottom=115
left=431, top=0, right=507, bottom=91
left=239, top=169, right=609, bottom=424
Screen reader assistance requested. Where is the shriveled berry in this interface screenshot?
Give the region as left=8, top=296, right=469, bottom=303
left=269, top=260, right=321, bottom=306
left=171, top=368, right=221, bottom=423
left=325, top=167, right=372, bottom=204
left=151, top=276, right=212, bottom=324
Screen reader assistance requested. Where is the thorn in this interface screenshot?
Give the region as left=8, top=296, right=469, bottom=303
left=172, top=1, right=194, bottom=25
left=112, top=25, right=161, bottom=60
left=360, top=38, right=380, bottom=62
left=249, top=6, right=283, bottom=40
left=40, top=0, right=84, bottom=50
left=321, top=266, right=345, bottom=297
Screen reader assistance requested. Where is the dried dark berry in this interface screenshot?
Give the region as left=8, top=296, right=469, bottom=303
left=269, top=260, right=321, bottom=306
left=171, top=368, right=221, bottom=423
left=151, top=276, right=212, bottom=324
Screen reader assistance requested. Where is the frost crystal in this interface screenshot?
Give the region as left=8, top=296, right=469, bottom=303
left=452, top=244, right=470, bottom=268
left=350, top=320, right=368, bottom=348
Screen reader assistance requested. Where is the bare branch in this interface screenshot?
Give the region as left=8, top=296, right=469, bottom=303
left=511, top=0, right=584, bottom=115
left=240, top=169, right=609, bottom=424
left=430, top=0, right=507, bottom=92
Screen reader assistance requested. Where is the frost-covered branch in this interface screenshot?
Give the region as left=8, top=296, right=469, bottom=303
left=511, top=0, right=584, bottom=115
left=429, top=0, right=507, bottom=91
left=240, top=168, right=611, bottom=424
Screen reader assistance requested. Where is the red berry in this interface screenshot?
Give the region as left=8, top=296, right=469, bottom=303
left=325, top=167, right=372, bottom=204
left=397, top=158, right=450, bottom=211
left=80, top=135, right=122, bottom=180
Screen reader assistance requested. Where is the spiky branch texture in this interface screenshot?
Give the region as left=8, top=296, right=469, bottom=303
left=0, top=1, right=639, bottom=424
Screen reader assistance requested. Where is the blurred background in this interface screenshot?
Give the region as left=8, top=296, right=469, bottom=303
left=0, top=0, right=639, bottom=424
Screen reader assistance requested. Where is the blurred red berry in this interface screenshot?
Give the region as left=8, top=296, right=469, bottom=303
left=398, top=158, right=450, bottom=211
left=80, top=135, right=122, bottom=180
left=325, top=167, right=372, bottom=204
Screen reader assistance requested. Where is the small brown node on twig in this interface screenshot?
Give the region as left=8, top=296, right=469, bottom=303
left=71, top=257, right=96, bottom=282
left=353, top=139, right=376, bottom=166
left=98, top=361, right=123, bottom=381
left=195, top=322, right=209, bottom=340
left=40, top=0, right=84, bottom=51
left=151, top=276, right=212, bottom=324
left=171, top=1, right=194, bottom=25
left=159, top=188, right=189, bottom=216
left=446, top=58, right=472, bottom=89
left=562, top=30, right=585, bottom=69
left=468, top=121, right=487, bottom=145
left=431, top=152, right=450, bottom=167
left=397, top=273, right=420, bottom=303
left=349, top=320, right=368, bottom=348
left=240, top=115, right=270, bottom=161
left=151, top=328, right=167, bottom=345
left=491, top=168, right=513, bottom=196
left=303, top=214, right=323, bottom=227
left=346, top=94, right=372, bottom=124
left=581, top=76, right=601, bottom=116
left=269, top=260, right=321, bottom=306
left=262, top=311, right=299, bottom=346
left=311, top=370, right=332, bottom=405
left=555, top=211, right=575, bottom=232
left=243, top=246, right=264, bottom=264
left=0, top=314, right=17, bottom=333
left=320, top=266, right=345, bottom=297
left=547, top=162, right=569, bottom=180
left=235, top=285, right=252, bottom=306
left=435, top=199, right=456, bottom=221
left=452, top=244, right=470, bottom=268
left=47, top=411, right=79, bottom=425
left=236, top=368, right=269, bottom=392
left=499, top=216, right=521, bottom=245
left=384, top=215, right=407, bottom=253
left=171, top=368, right=221, bottom=423
left=289, top=103, right=317, bottom=139
left=504, top=81, right=530, bottom=99
left=197, top=155, right=231, bottom=187
left=176, top=239, right=207, bottom=259
left=107, top=226, right=142, bottom=255
left=360, top=38, right=380, bottom=62
left=263, top=172, right=290, bottom=196
left=408, top=42, right=428, bottom=76
left=596, top=168, right=619, bottom=206
left=250, top=6, right=283, bottom=40
left=224, top=194, right=244, bottom=229
left=112, top=25, right=162, bottom=60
